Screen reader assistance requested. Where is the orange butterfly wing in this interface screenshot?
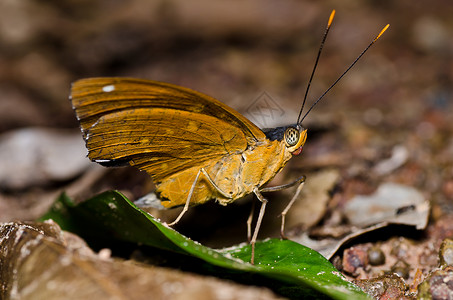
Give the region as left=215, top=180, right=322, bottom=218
left=70, top=77, right=267, bottom=183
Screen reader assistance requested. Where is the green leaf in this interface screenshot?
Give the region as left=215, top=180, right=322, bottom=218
left=40, top=191, right=369, bottom=300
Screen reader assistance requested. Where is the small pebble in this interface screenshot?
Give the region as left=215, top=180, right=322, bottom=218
left=368, top=247, right=386, bottom=266
left=439, top=238, right=453, bottom=267
left=343, top=247, right=369, bottom=276
left=391, top=260, right=410, bottom=279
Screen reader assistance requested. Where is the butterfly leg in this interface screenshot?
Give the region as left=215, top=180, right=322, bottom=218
left=259, top=175, right=306, bottom=239
left=168, top=168, right=232, bottom=226
left=251, top=188, right=268, bottom=265
left=168, top=169, right=202, bottom=226
left=279, top=179, right=305, bottom=239
left=246, top=198, right=256, bottom=242
left=200, top=168, right=234, bottom=199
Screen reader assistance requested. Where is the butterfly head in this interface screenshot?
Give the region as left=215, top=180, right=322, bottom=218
left=284, top=125, right=307, bottom=156
left=264, top=125, right=307, bottom=156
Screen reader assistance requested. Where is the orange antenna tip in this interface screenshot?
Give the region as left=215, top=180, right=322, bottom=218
left=328, top=10, right=336, bottom=27
left=375, top=24, right=390, bottom=41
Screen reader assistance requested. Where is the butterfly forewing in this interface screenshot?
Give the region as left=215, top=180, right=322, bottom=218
left=70, top=78, right=266, bottom=183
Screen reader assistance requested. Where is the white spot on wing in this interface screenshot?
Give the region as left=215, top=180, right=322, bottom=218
left=102, top=85, right=115, bottom=92
left=95, top=159, right=111, bottom=163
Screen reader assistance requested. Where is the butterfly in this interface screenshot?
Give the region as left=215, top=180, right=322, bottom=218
left=70, top=77, right=306, bottom=262
left=70, top=11, right=388, bottom=264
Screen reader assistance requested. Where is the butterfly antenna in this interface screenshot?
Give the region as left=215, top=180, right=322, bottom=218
left=299, top=24, right=390, bottom=125
left=296, top=10, right=336, bottom=125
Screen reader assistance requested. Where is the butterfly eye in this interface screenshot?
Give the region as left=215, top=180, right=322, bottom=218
left=284, top=127, right=300, bottom=147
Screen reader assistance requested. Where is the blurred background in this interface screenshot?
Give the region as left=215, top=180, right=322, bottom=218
left=0, top=0, right=452, bottom=246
